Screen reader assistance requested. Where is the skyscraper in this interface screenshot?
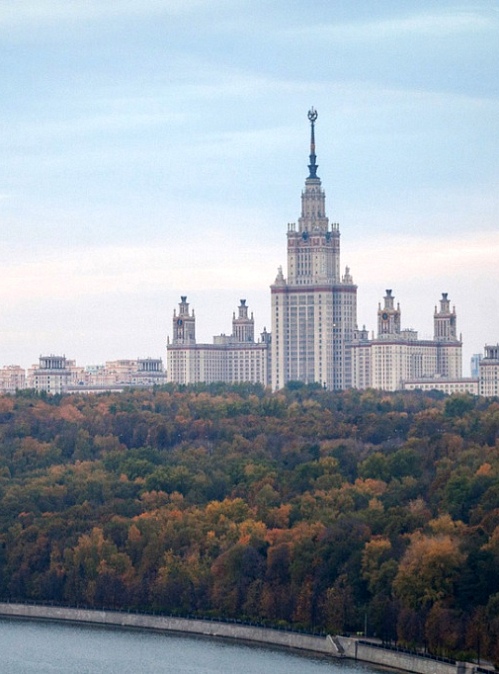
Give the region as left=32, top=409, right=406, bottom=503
left=270, top=109, right=357, bottom=390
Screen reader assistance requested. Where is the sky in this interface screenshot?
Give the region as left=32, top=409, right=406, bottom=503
left=1, top=0, right=498, bottom=374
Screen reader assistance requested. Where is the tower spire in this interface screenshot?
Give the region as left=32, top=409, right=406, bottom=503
left=307, top=107, right=319, bottom=179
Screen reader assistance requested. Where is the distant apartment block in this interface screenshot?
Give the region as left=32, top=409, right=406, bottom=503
left=27, top=356, right=75, bottom=394
left=471, top=353, right=483, bottom=378
left=23, top=355, right=166, bottom=394
left=0, top=365, right=26, bottom=394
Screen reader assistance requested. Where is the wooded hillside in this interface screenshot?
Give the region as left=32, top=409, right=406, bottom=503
left=0, top=384, right=498, bottom=663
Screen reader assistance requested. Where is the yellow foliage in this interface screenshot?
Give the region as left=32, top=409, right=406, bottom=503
left=393, top=532, right=466, bottom=609
left=368, top=497, right=384, bottom=511
left=354, top=477, right=387, bottom=496
left=428, top=513, right=466, bottom=536
left=238, top=518, right=267, bottom=544
left=265, top=504, right=291, bottom=529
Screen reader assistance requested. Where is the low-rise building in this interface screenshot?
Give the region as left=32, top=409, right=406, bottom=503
left=403, top=377, right=479, bottom=395
left=27, top=355, right=166, bottom=394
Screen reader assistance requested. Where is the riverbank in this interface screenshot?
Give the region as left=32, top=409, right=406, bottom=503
left=0, top=603, right=493, bottom=674
left=0, top=603, right=334, bottom=656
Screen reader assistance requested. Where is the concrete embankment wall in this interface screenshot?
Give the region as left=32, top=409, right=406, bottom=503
left=336, top=636, right=477, bottom=674
left=0, top=603, right=333, bottom=656
left=0, top=603, right=487, bottom=674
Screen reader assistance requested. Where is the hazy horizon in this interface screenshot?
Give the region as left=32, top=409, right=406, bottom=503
left=2, top=1, right=498, bottom=375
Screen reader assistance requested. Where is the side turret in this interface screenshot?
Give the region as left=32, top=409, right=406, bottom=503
left=232, top=299, right=254, bottom=343
left=377, top=290, right=401, bottom=338
left=172, top=296, right=196, bottom=345
left=434, top=292, right=458, bottom=342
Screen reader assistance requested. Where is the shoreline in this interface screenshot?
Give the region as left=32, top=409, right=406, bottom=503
left=0, top=602, right=492, bottom=674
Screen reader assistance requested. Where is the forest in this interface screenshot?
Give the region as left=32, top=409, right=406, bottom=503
left=0, top=383, right=498, bottom=665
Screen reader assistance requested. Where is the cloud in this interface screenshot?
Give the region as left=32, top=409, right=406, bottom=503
left=348, top=231, right=499, bottom=285
left=3, top=227, right=496, bottom=310
left=0, top=0, right=220, bottom=27
left=0, top=235, right=281, bottom=308
left=2, top=63, right=319, bottom=150
left=289, top=9, right=497, bottom=43
left=1, top=223, right=497, bottom=370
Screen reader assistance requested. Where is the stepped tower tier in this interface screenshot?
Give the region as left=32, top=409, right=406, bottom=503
left=286, top=108, right=341, bottom=286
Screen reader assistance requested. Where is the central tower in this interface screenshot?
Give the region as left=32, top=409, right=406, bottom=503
left=270, top=109, right=357, bottom=390
left=286, top=108, right=341, bottom=286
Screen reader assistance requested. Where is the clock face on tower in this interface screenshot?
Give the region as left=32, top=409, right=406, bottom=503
left=382, top=313, right=389, bottom=320
left=177, top=319, right=183, bottom=326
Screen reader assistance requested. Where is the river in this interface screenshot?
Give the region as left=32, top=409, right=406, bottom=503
left=0, top=617, right=380, bottom=674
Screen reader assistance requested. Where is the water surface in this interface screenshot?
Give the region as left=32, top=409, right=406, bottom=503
left=0, top=618, right=377, bottom=674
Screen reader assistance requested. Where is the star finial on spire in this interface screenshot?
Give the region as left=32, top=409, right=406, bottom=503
left=308, top=107, right=318, bottom=123
left=307, top=107, right=319, bottom=179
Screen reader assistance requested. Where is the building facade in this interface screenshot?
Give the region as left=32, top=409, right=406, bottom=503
left=351, top=291, right=463, bottom=391
left=479, top=345, right=499, bottom=397
left=27, top=356, right=75, bottom=394
left=270, top=108, right=357, bottom=391
left=167, top=297, right=271, bottom=386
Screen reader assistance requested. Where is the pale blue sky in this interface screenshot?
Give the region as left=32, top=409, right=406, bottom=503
left=1, top=0, right=498, bottom=372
